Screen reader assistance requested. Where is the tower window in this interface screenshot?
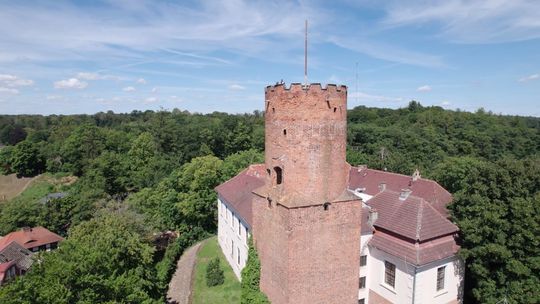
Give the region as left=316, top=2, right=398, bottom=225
left=283, top=129, right=287, bottom=135
left=323, top=202, right=331, bottom=211
left=272, top=107, right=275, bottom=113
left=334, top=107, right=337, bottom=113
left=274, top=166, right=283, bottom=185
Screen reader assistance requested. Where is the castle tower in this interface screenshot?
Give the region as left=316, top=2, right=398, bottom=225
left=253, top=83, right=362, bottom=304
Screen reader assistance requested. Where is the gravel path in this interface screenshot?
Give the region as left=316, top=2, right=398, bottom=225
left=166, top=241, right=204, bottom=304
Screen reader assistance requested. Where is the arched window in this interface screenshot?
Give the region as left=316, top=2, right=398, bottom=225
left=274, top=166, right=283, bottom=185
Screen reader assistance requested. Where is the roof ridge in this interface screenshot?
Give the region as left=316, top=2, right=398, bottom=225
left=416, top=200, right=424, bottom=240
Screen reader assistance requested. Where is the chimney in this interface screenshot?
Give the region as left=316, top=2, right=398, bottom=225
left=412, top=169, right=421, bottom=182
left=379, top=182, right=386, bottom=192
left=399, top=189, right=412, bottom=200
left=368, top=208, right=378, bottom=226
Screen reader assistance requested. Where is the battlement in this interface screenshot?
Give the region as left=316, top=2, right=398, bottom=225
left=265, top=83, right=347, bottom=93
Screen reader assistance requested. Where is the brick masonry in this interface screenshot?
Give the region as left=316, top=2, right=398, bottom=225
left=253, top=83, right=362, bottom=304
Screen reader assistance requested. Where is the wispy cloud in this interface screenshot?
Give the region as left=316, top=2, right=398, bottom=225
left=123, top=86, right=135, bottom=92
left=349, top=91, right=403, bottom=103
left=329, top=37, right=446, bottom=68
left=381, top=0, right=540, bottom=43
left=519, top=73, right=539, bottom=82
left=417, top=85, right=432, bottom=92
left=144, top=97, right=157, bottom=104
left=0, top=87, right=19, bottom=94
left=54, top=78, right=88, bottom=89
left=228, top=84, right=246, bottom=90
left=0, top=1, right=313, bottom=63
left=0, top=74, right=33, bottom=87
left=77, top=72, right=119, bottom=81
left=136, top=78, right=146, bottom=84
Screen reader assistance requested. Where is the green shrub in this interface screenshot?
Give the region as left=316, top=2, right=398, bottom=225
left=241, top=238, right=270, bottom=303
left=206, top=257, right=225, bottom=287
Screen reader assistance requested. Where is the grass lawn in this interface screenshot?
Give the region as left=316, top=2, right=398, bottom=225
left=192, top=236, right=241, bottom=304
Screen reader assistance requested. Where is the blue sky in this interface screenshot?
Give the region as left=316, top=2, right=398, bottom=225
left=0, top=0, right=539, bottom=116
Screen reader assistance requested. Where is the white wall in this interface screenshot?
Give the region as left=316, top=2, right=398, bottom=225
left=367, top=246, right=463, bottom=304
left=217, top=197, right=250, bottom=280
left=368, top=247, right=415, bottom=304
left=414, top=256, right=464, bottom=304
left=358, top=234, right=372, bottom=302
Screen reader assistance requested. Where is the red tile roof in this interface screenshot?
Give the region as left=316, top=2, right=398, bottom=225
left=215, top=164, right=266, bottom=227
left=367, top=191, right=458, bottom=242
left=349, top=167, right=452, bottom=217
left=0, top=227, right=64, bottom=251
left=369, top=231, right=460, bottom=266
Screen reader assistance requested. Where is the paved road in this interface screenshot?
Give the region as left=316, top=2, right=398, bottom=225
left=166, top=241, right=204, bottom=304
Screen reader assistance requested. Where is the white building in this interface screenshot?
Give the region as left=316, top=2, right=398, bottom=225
left=216, top=165, right=464, bottom=304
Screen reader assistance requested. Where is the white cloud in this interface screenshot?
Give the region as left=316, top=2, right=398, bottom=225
left=123, top=86, right=136, bottom=92
left=46, top=95, right=63, bottom=100
left=382, top=0, right=540, bottom=43
left=151, top=87, right=157, bottom=93
left=54, top=78, right=88, bottom=89
left=0, top=74, right=34, bottom=87
left=228, top=84, right=246, bottom=90
left=349, top=91, right=403, bottom=103
left=77, top=72, right=119, bottom=81
left=0, top=87, right=19, bottom=94
left=519, top=73, right=539, bottom=82
left=137, top=78, right=146, bottom=84
left=329, top=37, right=446, bottom=68
left=417, top=85, right=432, bottom=92
left=76, top=72, right=100, bottom=80
left=144, top=97, right=157, bottom=103
left=441, top=100, right=451, bottom=106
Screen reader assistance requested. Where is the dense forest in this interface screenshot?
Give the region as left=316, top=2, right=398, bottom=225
left=0, top=102, right=538, bottom=303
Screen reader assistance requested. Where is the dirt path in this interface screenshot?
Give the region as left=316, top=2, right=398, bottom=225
left=0, top=174, right=38, bottom=202
left=166, top=241, right=205, bottom=304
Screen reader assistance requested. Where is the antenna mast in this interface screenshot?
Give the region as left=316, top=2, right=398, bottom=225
left=304, top=19, right=308, bottom=87
left=355, top=62, right=359, bottom=104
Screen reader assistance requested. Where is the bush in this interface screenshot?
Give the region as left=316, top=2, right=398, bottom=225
left=241, top=238, right=270, bottom=303
left=206, top=257, right=225, bottom=287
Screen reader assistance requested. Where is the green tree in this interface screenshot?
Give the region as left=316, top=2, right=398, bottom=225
left=0, top=145, right=14, bottom=174
left=0, top=212, right=160, bottom=304
left=11, top=140, right=45, bottom=177
left=221, top=149, right=264, bottom=181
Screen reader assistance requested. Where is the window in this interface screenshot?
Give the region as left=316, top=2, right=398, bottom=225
left=360, top=255, right=367, bottom=266
left=437, top=266, right=446, bottom=291
left=237, top=248, right=241, bottom=265
left=231, top=240, right=234, bottom=257
left=385, top=261, right=396, bottom=288
left=274, top=166, right=283, bottom=185
left=358, top=299, right=365, bottom=304
left=238, top=220, right=242, bottom=236
left=359, top=276, right=366, bottom=289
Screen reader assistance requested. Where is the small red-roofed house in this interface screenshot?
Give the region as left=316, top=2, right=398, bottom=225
left=0, top=227, right=64, bottom=253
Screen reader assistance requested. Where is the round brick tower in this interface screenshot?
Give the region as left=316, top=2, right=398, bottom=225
left=253, top=83, right=362, bottom=304
left=264, top=83, right=348, bottom=206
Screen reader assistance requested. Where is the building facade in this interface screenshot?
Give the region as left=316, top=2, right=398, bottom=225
left=216, top=83, right=463, bottom=304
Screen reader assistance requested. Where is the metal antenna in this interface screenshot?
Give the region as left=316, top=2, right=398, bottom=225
left=304, top=19, right=308, bottom=87
left=355, top=62, right=359, bottom=104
